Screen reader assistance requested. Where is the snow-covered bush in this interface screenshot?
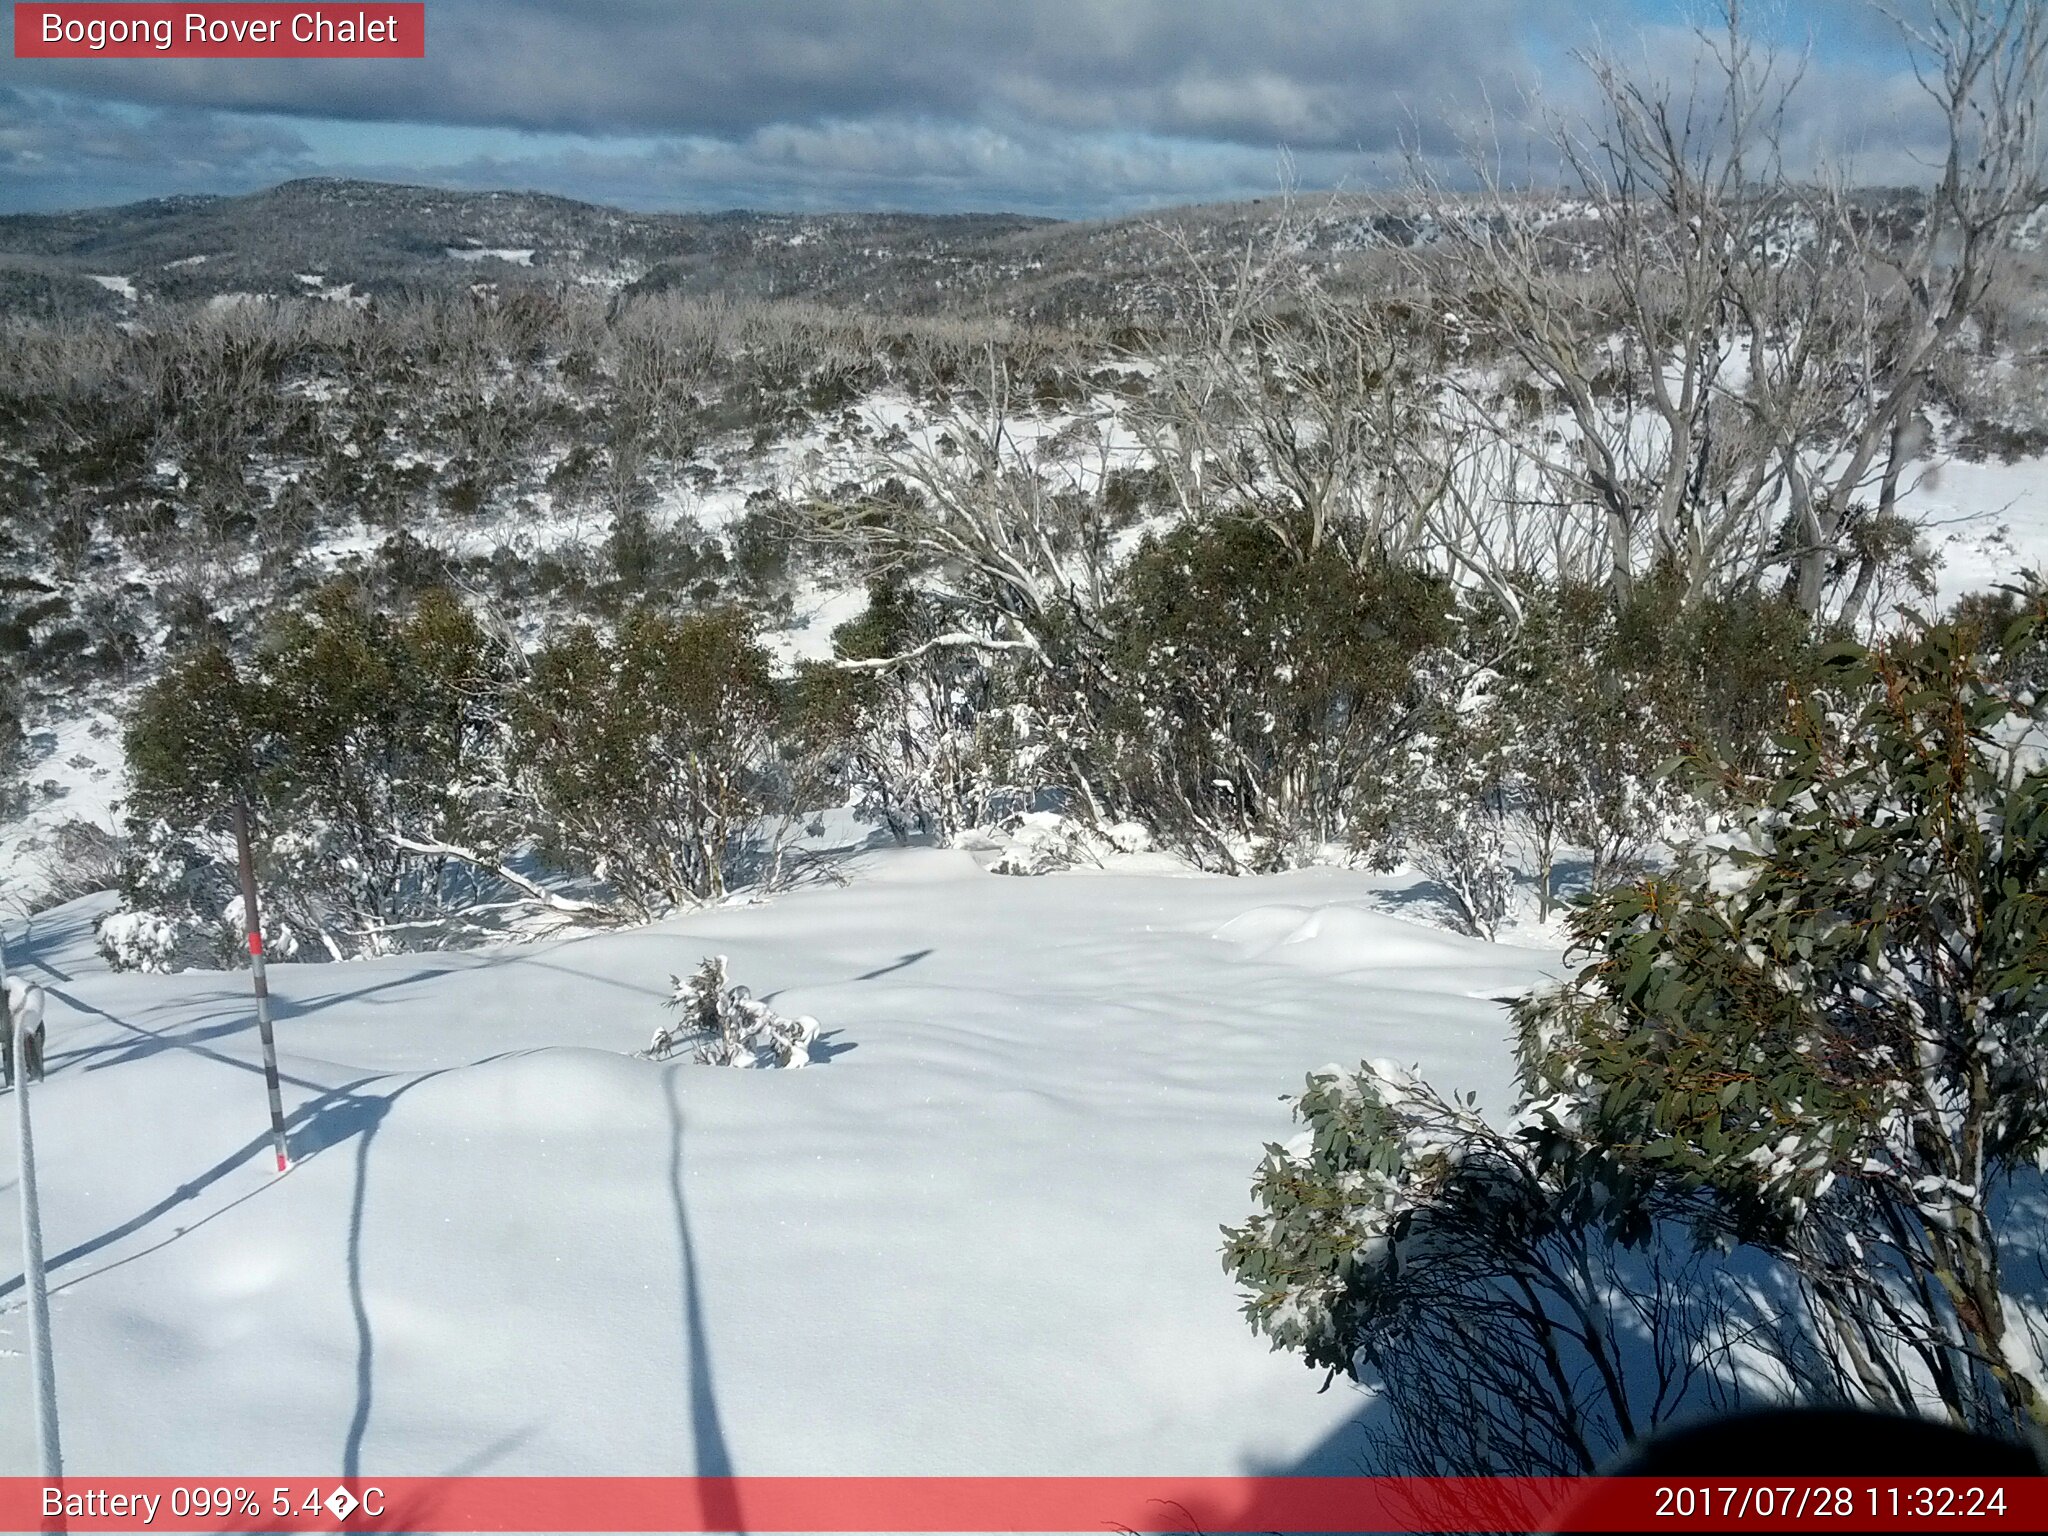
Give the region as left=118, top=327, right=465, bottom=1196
left=122, top=585, right=529, bottom=961
left=1097, top=518, right=1453, bottom=873
left=654, top=955, right=820, bottom=1069
left=791, top=576, right=1025, bottom=845
left=1394, top=660, right=1514, bottom=939
left=28, top=818, right=127, bottom=908
left=95, top=909, right=182, bottom=973
left=1229, top=589, right=2048, bottom=1463
left=984, top=811, right=1105, bottom=875
left=1223, top=1060, right=1772, bottom=1475
left=1517, top=592, right=2048, bottom=1439
left=512, top=607, right=790, bottom=918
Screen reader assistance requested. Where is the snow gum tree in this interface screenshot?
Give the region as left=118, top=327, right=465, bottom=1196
left=1227, top=585, right=2048, bottom=1463
left=121, top=582, right=527, bottom=960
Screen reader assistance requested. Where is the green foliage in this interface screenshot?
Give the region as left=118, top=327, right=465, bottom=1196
left=1229, top=585, right=2048, bottom=1453
left=1513, top=587, right=2048, bottom=1432
left=1100, top=517, right=1453, bottom=869
left=0, top=664, right=27, bottom=811
left=125, top=641, right=262, bottom=831
left=1490, top=575, right=1826, bottom=906
left=123, top=581, right=513, bottom=948
left=511, top=605, right=784, bottom=916
left=1950, top=576, right=2048, bottom=694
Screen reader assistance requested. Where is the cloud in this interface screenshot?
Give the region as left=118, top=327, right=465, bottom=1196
left=9, top=2, right=1552, bottom=147
left=0, top=0, right=1964, bottom=215
left=0, top=87, right=311, bottom=206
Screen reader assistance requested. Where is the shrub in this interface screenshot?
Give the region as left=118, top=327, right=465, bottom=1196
left=654, top=955, right=820, bottom=1068
left=123, top=583, right=517, bottom=957
left=1226, top=585, right=2048, bottom=1464
left=1517, top=587, right=2048, bottom=1436
left=29, top=818, right=126, bottom=908
left=510, top=606, right=785, bottom=917
left=1489, top=577, right=1827, bottom=912
left=1099, top=518, right=1453, bottom=871
left=790, top=577, right=1017, bottom=844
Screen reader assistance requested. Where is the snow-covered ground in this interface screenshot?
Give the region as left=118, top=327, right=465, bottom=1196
left=1902, top=452, right=2048, bottom=604
left=1, top=709, right=128, bottom=912
left=446, top=247, right=536, bottom=267
left=0, top=849, right=1557, bottom=1478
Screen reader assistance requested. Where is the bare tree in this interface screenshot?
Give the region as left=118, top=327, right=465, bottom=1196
left=1415, top=0, right=2047, bottom=618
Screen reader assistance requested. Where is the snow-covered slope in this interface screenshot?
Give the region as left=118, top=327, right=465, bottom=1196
left=0, top=853, right=1558, bottom=1478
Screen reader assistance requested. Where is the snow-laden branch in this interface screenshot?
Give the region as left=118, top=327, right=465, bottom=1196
left=824, top=632, right=1040, bottom=673
left=381, top=831, right=616, bottom=918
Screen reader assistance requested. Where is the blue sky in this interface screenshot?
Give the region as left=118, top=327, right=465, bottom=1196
left=0, top=1, right=1948, bottom=217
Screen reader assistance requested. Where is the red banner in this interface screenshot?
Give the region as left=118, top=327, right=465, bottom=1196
left=0, top=1476, right=2044, bottom=1533
left=13, top=4, right=424, bottom=58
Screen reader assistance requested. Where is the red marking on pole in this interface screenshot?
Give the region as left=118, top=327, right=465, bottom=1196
left=276, top=1150, right=290, bottom=1174
left=248, top=931, right=264, bottom=957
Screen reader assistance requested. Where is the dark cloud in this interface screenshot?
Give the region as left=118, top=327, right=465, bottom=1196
left=9, top=2, right=1548, bottom=147
left=0, top=1, right=1957, bottom=215
left=0, top=86, right=311, bottom=207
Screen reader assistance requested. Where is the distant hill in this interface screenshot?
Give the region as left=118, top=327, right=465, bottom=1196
left=0, top=178, right=1061, bottom=317
left=0, top=177, right=1444, bottom=324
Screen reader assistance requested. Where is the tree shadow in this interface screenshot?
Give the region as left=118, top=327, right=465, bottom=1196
left=808, top=1030, right=857, bottom=1063
left=338, top=1059, right=505, bottom=1477
left=664, top=1068, right=744, bottom=1531
left=41, top=982, right=359, bottom=1091
left=758, top=947, right=931, bottom=1009
left=0, top=900, right=104, bottom=983
left=854, top=948, right=932, bottom=982
left=0, top=1073, right=383, bottom=1304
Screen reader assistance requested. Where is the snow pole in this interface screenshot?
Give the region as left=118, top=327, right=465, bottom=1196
left=233, top=800, right=291, bottom=1174
left=2, top=928, right=63, bottom=1478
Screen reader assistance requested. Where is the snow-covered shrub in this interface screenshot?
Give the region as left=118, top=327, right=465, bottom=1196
left=1516, top=593, right=2048, bottom=1440
left=1223, top=1060, right=1772, bottom=1475
left=1230, top=591, right=2048, bottom=1464
left=122, top=585, right=527, bottom=961
left=1474, top=576, right=1827, bottom=916
left=1102, top=820, right=1153, bottom=854
left=985, top=811, right=1105, bottom=875
left=1394, top=659, right=1514, bottom=939
left=1952, top=575, right=2048, bottom=696
left=512, top=607, right=789, bottom=918
left=790, top=577, right=1023, bottom=845
left=655, top=955, right=820, bottom=1069
left=95, top=909, right=182, bottom=973
left=1097, top=518, right=1452, bottom=873
left=28, top=818, right=127, bottom=908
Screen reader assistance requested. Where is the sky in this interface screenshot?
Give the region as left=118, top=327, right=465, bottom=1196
left=0, top=1, right=1957, bottom=219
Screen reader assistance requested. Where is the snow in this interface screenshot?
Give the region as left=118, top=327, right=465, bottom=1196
left=0, top=852, right=1557, bottom=1477
left=0, top=707, right=128, bottom=911
left=446, top=247, right=536, bottom=267
left=765, top=580, right=872, bottom=665
left=1900, top=453, right=2048, bottom=602
left=84, top=275, right=135, bottom=302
